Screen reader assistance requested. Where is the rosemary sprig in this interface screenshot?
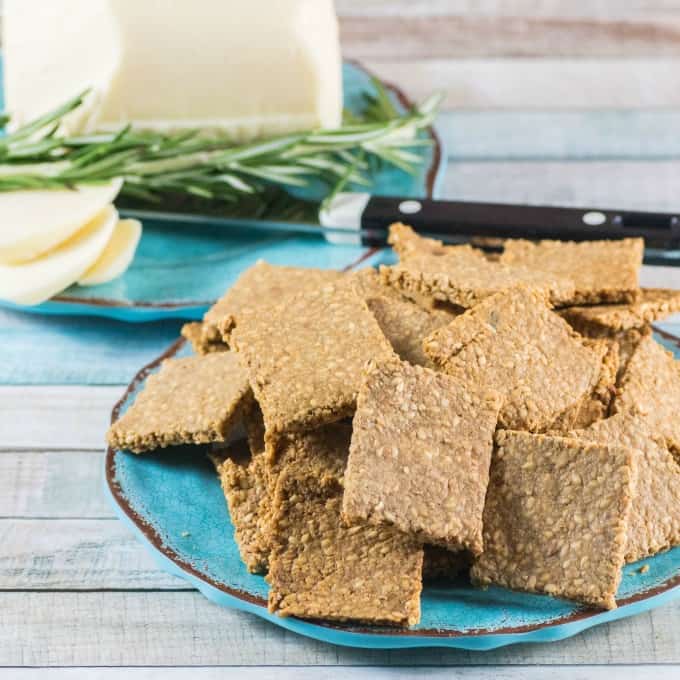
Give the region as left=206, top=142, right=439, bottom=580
left=0, top=80, right=442, bottom=211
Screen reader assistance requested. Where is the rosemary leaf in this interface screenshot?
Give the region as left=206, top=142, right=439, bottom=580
left=0, top=80, right=441, bottom=213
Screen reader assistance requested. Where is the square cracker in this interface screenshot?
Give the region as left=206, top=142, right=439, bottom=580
left=380, top=225, right=575, bottom=308
left=380, top=252, right=575, bottom=309
left=350, top=263, right=456, bottom=313
left=226, top=409, right=352, bottom=574
left=342, top=358, right=500, bottom=554
left=501, top=238, right=643, bottom=305
left=209, top=441, right=271, bottom=574
left=266, top=421, right=354, bottom=522
left=614, top=327, right=651, bottom=379
left=230, top=281, right=395, bottom=458
left=107, top=353, right=251, bottom=453
left=423, top=286, right=603, bottom=431
left=612, top=334, right=680, bottom=448
left=212, top=418, right=355, bottom=576
left=568, top=413, right=680, bottom=563
left=202, top=261, right=343, bottom=348
left=366, top=295, right=458, bottom=367
left=548, top=339, right=619, bottom=432
left=351, top=260, right=460, bottom=367
left=272, top=421, right=352, bottom=488
left=267, top=423, right=423, bottom=627
left=471, top=430, right=636, bottom=610
left=560, top=288, right=680, bottom=337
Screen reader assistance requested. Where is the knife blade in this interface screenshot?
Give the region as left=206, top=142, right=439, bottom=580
left=119, top=192, right=680, bottom=250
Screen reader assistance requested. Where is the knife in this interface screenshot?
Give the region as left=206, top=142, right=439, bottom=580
left=120, top=192, right=680, bottom=250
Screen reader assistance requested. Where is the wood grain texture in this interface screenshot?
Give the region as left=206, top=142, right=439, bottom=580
left=436, top=111, right=680, bottom=161
left=0, top=451, right=112, bottom=518
left=340, top=15, right=680, bottom=59
left=337, top=0, right=680, bottom=58
left=0, top=309, right=181, bottom=385
left=440, top=160, right=680, bottom=211
left=3, top=667, right=680, bottom=679
left=333, top=0, right=680, bottom=108
left=336, top=1, right=680, bottom=20
left=1, top=591, right=679, bottom=667
left=0, top=519, right=185, bottom=590
left=365, top=59, right=680, bottom=109
left=0, top=386, right=120, bottom=450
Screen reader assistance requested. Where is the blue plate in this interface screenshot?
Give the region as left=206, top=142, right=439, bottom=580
left=105, top=332, right=680, bottom=650
left=1, top=61, right=445, bottom=322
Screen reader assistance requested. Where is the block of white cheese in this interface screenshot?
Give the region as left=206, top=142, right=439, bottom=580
left=0, top=179, right=123, bottom=264
left=0, top=206, right=118, bottom=305
left=3, top=0, right=342, bottom=140
left=78, top=218, right=142, bottom=286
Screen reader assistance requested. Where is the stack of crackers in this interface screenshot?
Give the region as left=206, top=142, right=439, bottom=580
left=108, top=223, right=680, bottom=626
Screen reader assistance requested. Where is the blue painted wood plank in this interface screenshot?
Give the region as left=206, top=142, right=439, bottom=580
left=0, top=309, right=182, bottom=385
left=437, top=110, right=680, bottom=161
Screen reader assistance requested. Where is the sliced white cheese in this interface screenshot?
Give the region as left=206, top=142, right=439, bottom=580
left=78, top=218, right=141, bottom=286
left=3, top=0, right=342, bottom=140
left=0, top=179, right=123, bottom=264
left=0, top=205, right=118, bottom=305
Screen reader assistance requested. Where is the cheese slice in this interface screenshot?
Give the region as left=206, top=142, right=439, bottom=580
left=0, top=206, right=118, bottom=305
left=0, top=179, right=123, bottom=264
left=3, top=0, right=342, bottom=140
left=78, top=218, right=141, bottom=286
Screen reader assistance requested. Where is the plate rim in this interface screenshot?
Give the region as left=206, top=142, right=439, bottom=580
left=105, top=329, right=680, bottom=649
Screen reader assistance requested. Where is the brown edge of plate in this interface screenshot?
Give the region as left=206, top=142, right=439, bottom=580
left=105, top=325, right=680, bottom=638
left=654, top=325, right=680, bottom=349
left=54, top=60, right=441, bottom=311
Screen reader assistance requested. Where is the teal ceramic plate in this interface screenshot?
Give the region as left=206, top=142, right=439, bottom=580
left=1, top=61, right=445, bottom=322
left=105, top=331, right=680, bottom=650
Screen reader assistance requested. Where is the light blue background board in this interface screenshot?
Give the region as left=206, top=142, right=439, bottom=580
left=437, top=110, right=680, bottom=161
left=0, top=309, right=182, bottom=384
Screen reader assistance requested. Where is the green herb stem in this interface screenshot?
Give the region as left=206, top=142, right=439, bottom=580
left=0, top=84, right=443, bottom=210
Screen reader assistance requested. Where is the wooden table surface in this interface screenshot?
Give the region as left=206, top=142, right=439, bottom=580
left=3, top=2, right=680, bottom=677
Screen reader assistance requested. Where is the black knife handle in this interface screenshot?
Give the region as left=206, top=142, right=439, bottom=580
left=359, top=196, right=680, bottom=248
